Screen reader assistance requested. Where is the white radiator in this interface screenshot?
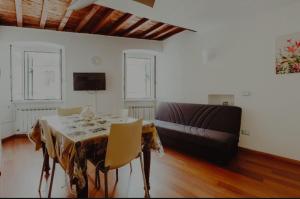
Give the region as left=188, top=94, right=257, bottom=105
left=16, top=105, right=58, bottom=133
left=127, top=105, right=155, bottom=121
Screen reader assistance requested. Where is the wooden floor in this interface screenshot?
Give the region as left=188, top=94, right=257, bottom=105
left=1, top=137, right=300, bottom=198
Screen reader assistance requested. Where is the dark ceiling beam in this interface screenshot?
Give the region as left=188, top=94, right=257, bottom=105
left=58, top=8, right=73, bottom=31
left=106, top=13, right=133, bottom=35
left=75, top=5, right=101, bottom=32
left=9, top=1, right=192, bottom=40
left=145, top=25, right=174, bottom=39
left=156, top=27, right=185, bottom=40
left=140, top=22, right=165, bottom=38
left=121, top=18, right=148, bottom=37
left=91, top=9, right=115, bottom=34
left=152, top=26, right=178, bottom=40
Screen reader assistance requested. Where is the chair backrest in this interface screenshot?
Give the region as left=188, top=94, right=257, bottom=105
left=57, top=107, right=82, bottom=116
left=39, top=120, right=56, bottom=159
left=105, top=119, right=143, bottom=169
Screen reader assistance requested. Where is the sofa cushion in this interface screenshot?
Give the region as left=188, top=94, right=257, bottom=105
left=200, top=129, right=238, bottom=147
left=155, top=102, right=242, bottom=136
left=154, top=120, right=186, bottom=133
left=155, top=120, right=237, bottom=149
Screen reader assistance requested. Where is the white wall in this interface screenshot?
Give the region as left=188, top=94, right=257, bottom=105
left=157, top=2, right=300, bottom=161
left=0, top=26, right=162, bottom=138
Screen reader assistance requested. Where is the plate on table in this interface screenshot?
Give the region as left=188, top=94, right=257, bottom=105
left=65, top=115, right=80, bottom=119
left=91, top=127, right=107, bottom=133
left=81, top=123, right=95, bottom=127
left=73, top=119, right=84, bottom=123
left=68, top=125, right=78, bottom=129
left=96, top=120, right=107, bottom=124
left=68, top=131, right=88, bottom=137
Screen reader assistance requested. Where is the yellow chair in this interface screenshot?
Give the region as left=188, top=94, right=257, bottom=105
left=94, top=119, right=149, bottom=198
left=57, top=107, right=82, bottom=116
left=120, top=108, right=133, bottom=173
left=38, top=120, right=58, bottom=198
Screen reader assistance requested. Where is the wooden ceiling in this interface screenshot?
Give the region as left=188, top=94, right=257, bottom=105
left=0, top=0, right=191, bottom=40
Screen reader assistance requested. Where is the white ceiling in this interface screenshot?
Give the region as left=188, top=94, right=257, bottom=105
left=95, top=0, right=297, bottom=32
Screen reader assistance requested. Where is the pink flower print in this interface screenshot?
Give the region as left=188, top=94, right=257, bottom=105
left=292, top=63, right=300, bottom=72
left=287, top=46, right=297, bottom=53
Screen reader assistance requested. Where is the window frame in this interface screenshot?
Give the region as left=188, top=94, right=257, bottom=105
left=123, top=52, right=156, bottom=101
left=23, top=50, right=63, bottom=101
left=10, top=42, right=65, bottom=103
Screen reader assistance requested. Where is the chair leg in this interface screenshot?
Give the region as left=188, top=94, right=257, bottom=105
left=116, top=169, right=119, bottom=183
left=48, top=160, right=56, bottom=198
left=130, top=162, right=133, bottom=174
left=139, top=154, right=149, bottom=198
left=95, top=169, right=101, bottom=190
left=104, top=171, right=108, bottom=198
left=38, top=156, right=46, bottom=193
left=95, top=170, right=98, bottom=189
left=98, top=171, right=101, bottom=189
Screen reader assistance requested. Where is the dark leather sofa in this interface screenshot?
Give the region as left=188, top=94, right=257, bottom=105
left=155, top=102, right=242, bottom=163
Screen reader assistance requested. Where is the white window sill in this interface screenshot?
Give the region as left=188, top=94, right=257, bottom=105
left=12, top=100, right=64, bottom=104
left=124, top=98, right=156, bottom=102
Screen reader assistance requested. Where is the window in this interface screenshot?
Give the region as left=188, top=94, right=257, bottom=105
left=124, top=53, right=156, bottom=100
left=11, top=43, right=63, bottom=101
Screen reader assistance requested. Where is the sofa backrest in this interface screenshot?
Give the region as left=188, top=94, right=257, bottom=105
left=155, top=102, right=242, bottom=136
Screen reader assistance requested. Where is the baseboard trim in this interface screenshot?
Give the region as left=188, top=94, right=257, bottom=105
left=2, top=133, right=27, bottom=143
left=239, top=147, right=300, bottom=167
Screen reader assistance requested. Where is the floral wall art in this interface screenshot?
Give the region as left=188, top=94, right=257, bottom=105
left=276, top=33, right=300, bottom=74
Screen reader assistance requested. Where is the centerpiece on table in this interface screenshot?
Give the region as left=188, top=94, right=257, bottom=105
left=80, top=106, right=95, bottom=120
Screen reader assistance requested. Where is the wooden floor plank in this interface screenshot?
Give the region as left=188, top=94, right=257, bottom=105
left=0, top=137, right=300, bottom=198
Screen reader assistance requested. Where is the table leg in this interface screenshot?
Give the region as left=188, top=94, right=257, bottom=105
left=143, top=146, right=151, bottom=191
left=42, top=143, right=50, bottom=175
left=76, top=173, right=88, bottom=198
left=74, top=142, right=89, bottom=198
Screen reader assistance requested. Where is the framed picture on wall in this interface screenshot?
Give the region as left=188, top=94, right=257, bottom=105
left=276, top=32, right=300, bottom=74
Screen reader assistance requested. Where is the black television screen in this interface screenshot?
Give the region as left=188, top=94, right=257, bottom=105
left=73, top=73, right=106, bottom=91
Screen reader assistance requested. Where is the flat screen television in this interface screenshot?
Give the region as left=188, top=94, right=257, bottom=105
left=73, top=73, right=106, bottom=91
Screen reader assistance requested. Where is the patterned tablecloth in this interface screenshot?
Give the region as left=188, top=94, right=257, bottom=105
left=29, top=114, right=164, bottom=189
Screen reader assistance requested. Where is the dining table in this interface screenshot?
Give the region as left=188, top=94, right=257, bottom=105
left=29, top=114, right=164, bottom=198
